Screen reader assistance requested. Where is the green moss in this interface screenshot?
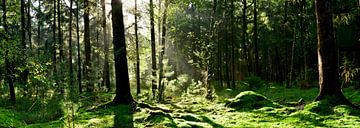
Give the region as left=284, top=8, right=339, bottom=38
left=225, top=91, right=282, bottom=110
left=333, top=105, right=360, bottom=116
left=303, top=101, right=334, bottom=115
left=0, top=108, right=24, bottom=127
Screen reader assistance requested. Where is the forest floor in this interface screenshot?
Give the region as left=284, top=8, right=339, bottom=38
left=1, top=85, right=360, bottom=128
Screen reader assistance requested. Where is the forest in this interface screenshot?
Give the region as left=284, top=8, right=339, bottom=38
left=0, top=0, right=360, bottom=127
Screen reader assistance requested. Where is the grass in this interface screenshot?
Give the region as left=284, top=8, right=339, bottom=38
left=0, top=85, right=359, bottom=127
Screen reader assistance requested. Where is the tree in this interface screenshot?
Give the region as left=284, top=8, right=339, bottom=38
left=134, top=0, right=141, bottom=95
left=150, top=0, right=157, bottom=98
left=3, top=0, right=15, bottom=103
left=241, top=0, right=248, bottom=75
left=101, top=0, right=110, bottom=92
left=53, top=0, right=58, bottom=87
left=69, top=0, right=74, bottom=87
left=76, top=0, right=82, bottom=94
left=158, top=0, right=169, bottom=102
left=112, top=0, right=134, bottom=104
left=84, top=0, right=93, bottom=92
left=253, top=0, right=259, bottom=76
left=314, top=0, right=356, bottom=107
left=27, top=0, right=32, bottom=50
left=58, top=0, right=64, bottom=93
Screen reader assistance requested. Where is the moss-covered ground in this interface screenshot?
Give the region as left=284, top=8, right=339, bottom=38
left=1, top=85, right=359, bottom=127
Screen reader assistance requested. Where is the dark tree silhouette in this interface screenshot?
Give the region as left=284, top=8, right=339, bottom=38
left=112, top=0, right=134, bottom=105
left=84, top=0, right=93, bottom=92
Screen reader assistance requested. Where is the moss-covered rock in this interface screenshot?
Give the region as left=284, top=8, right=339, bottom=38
left=225, top=91, right=282, bottom=110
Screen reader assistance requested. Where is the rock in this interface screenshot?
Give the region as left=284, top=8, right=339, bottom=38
left=225, top=91, right=281, bottom=110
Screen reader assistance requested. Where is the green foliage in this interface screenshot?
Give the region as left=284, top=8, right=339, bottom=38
left=243, top=75, right=267, bottom=90
left=340, top=56, right=360, bottom=87
left=0, top=108, right=24, bottom=127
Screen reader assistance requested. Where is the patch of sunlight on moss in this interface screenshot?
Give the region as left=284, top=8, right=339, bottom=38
left=303, top=101, right=334, bottom=115
left=333, top=105, right=360, bottom=116
left=225, top=91, right=282, bottom=110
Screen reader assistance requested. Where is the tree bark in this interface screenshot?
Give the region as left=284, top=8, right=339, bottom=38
left=58, top=0, right=64, bottom=93
left=101, top=0, right=110, bottom=92
left=158, top=0, right=169, bottom=102
left=69, top=0, right=74, bottom=87
left=314, top=0, right=355, bottom=107
left=84, top=0, right=93, bottom=92
left=53, top=0, right=58, bottom=87
left=20, top=0, right=29, bottom=95
left=3, top=0, right=15, bottom=103
left=27, top=0, right=32, bottom=50
left=242, top=0, right=248, bottom=75
left=253, top=0, right=259, bottom=76
left=111, top=0, right=134, bottom=105
left=150, top=0, right=157, bottom=98
left=76, top=0, right=82, bottom=94
left=135, top=0, right=141, bottom=95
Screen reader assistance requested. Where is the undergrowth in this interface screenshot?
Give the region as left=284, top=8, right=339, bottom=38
left=0, top=85, right=359, bottom=128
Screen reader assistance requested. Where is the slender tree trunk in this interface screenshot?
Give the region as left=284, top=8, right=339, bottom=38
left=242, top=0, right=248, bottom=75
left=76, top=0, right=82, bottom=94
left=211, top=0, right=217, bottom=91
left=37, top=0, right=41, bottom=55
left=135, top=0, right=141, bottom=95
left=58, top=0, right=64, bottom=93
left=53, top=0, right=58, bottom=87
left=69, top=0, right=74, bottom=87
left=300, top=0, right=307, bottom=81
left=158, top=0, right=169, bottom=102
left=27, top=0, right=32, bottom=50
left=21, top=0, right=29, bottom=95
left=253, top=0, right=259, bottom=76
left=224, top=0, right=230, bottom=88
left=314, top=0, right=355, bottom=107
left=158, top=0, right=162, bottom=45
left=21, top=0, right=26, bottom=48
left=84, top=0, right=93, bottom=92
left=150, top=0, right=157, bottom=98
left=288, top=29, right=296, bottom=87
left=3, top=0, right=15, bottom=103
left=112, top=0, right=134, bottom=105
left=230, top=0, right=235, bottom=88
left=101, top=0, right=110, bottom=92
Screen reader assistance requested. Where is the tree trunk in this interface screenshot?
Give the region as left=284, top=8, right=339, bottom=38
left=76, top=0, right=82, bottom=94
left=135, top=0, right=141, bottom=95
left=314, top=0, right=354, bottom=106
left=101, top=0, right=110, bottom=92
left=242, top=0, right=248, bottom=76
left=37, top=0, right=41, bottom=55
left=58, top=0, right=64, bottom=93
left=111, top=0, right=134, bottom=105
left=158, top=0, right=169, bottom=102
left=69, top=0, right=74, bottom=87
left=21, top=0, right=29, bottom=95
left=230, top=0, right=235, bottom=88
left=3, top=0, right=15, bottom=103
left=150, top=0, right=157, bottom=98
left=21, top=0, right=26, bottom=48
left=53, top=0, right=58, bottom=87
left=84, top=0, right=93, bottom=92
left=27, top=0, right=32, bottom=50
left=253, top=0, right=259, bottom=76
